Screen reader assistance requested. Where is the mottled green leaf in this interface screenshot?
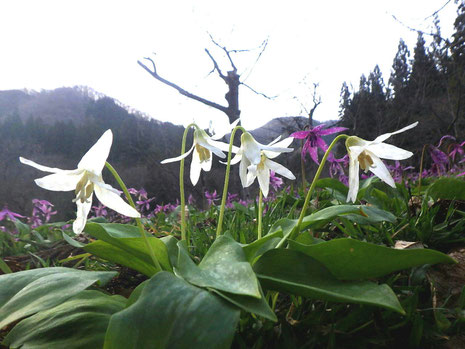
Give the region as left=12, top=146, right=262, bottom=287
left=175, top=236, right=261, bottom=298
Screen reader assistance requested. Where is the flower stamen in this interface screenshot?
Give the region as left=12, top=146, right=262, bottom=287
left=195, top=144, right=211, bottom=163
left=358, top=151, right=374, bottom=172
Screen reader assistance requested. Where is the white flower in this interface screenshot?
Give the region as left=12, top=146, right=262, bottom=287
left=20, top=129, right=140, bottom=235
left=231, top=132, right=295, bottom=197
left=346, top=122, right=418, bottom=203
left=161, top=128, right=234, bottom=186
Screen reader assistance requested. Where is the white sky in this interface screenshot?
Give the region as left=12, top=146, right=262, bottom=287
left=0, top=0, right=459, bottom=131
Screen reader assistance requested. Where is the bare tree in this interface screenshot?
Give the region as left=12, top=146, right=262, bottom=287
left=137, top=36, right=271, bottom=124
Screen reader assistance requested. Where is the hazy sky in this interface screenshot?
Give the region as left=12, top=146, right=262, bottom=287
left=0, top=1, right=458, bottom=131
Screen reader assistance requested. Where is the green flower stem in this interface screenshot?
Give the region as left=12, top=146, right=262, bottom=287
left=216, top=125, right=247, bottom=237
left=257, top=189, right=263, bottom=239
left=276, top=134, right=349, bottom=248
left=179, top=123, right=197, bottom=242
left=105, top=162, right=162, bottom=271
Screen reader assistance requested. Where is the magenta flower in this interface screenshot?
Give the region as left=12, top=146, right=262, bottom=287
left=205, top=190, right=219, bottom=206
left=291, top=124, right=347, bottom=164
left=226, top=193, right=238, bottom=209
left=449, top=141, right=465, bottom=161
left=187, top=194, right=196, bottom=205
left=0, top=207, right=25, bottom=222
left=327, top=154, right=349, bottom=185
left=269, top=171, right=283, bottom=191
left=92, top=203, right=108, bottom=217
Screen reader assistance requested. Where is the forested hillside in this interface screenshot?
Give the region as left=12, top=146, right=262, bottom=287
left=339, top=3, right=465, bottom=157
left=0, top=87, right=188, bottom=219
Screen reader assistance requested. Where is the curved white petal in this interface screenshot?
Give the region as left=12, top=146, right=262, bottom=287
left=78, top=129, right=113, bottom=175
left=239, top=156, right=250, bottom=188
left=206, top=138, right=238, bottom=156
left=73, top=195, right=93, bottom=235
left=190, top=149, right=202, bottom=186
left=246, top=164, right=257, bottom=187
left=161, top=144, right=194, bottom=164
left=242, top=134, right=262, bottom=165
left=265, top=158, right=296, bottom=180
left=20, top=157, right=68, bottom=173
left=347, top=145, right=365, bottom=160
left=228, top=150, right=243, bottom=165
left=257, top=167, right=270, bottom=198
left=366, top=143, right=413, bottom=160
left=200, top=153, right=212, bottom=172
left=35, top=170, right=84, bottom=192
left=94, top=184, right=140, bottom=218
left=201, top=139, right=226, bottom=158
left=372, top=122, right=418, bottom=144
left=347, top=155, right=360, bottom=203
left=267, top=136, right=282, bottom=146
left=367, top=153, right=395, bottom=188
left=263, top=137, right=294, bottom=159
left=93, top=177, right=122, bottom=195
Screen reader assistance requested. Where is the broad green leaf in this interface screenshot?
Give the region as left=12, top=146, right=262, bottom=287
left=212, top=283, right=277, bottom=322
left=242, top=227, right=283, bottom=263
left=288, top=238, right=456, bottom=280
left=84, top=222, right=172, bottom=273
left=175, top=236, right=261, bottom=298
left=0, top=267, right=116, bottom=328
left=254, top=249, right=404, bottom=314
left=104, top=272, right=240, bottom=349
left=161, top=235, right=179, bottom=268
left=84, top=240, right=158, bottom=277
left=4, top=290, right=125, bottom=349
left=427, top=177, right=465, bottom=200
left=342, top=205, right=396, bottom=224
left=315, top=177, right=349, bottom=195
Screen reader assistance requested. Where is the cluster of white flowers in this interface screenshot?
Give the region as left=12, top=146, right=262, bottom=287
left=19, top=120, right=417, bottom=235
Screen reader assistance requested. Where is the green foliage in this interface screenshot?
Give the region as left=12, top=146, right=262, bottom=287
left=0, top=267, right=116, bottom=328
left=3, top=291, right=126, bottom=349
left=104, top=272, right=240, bottom=349
left=254, top=248, right=404, bottom=314
left=288, top=238, right=455, bottom=280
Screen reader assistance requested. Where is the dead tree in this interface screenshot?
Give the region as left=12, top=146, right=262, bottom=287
left=137, top=37, right=270, bottom=125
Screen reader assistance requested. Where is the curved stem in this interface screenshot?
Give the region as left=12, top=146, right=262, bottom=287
left=276, top=134, right=349, bottom=248
left=179, top=123, right=198, bottom=241
left=216, top=125, right=247, bottom=237
left=257, top=189, right=263, bottom=239
left=105, top=162, right=162, bottom=271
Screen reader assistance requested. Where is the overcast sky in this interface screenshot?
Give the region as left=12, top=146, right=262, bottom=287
left=0, top=0, right=459, bottom=132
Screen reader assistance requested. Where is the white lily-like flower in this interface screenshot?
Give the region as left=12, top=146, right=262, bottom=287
left=231, top=132, right=295, bottom=197
left=19, top=129, right=140, bottom=235
left=346, top=122, right=418, bottom=203
left=161, top=127, right=235, bottom=186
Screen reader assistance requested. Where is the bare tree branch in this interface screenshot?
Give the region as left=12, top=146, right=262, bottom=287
left=207, top=33, right=239, bottom=71
left=242, top=38, right=269, bottom=82
left=138, top=57, right=228, bottom=114
left=241, top=82, right=277, bottom=99
left=391, top=14, right=447, bottom=41
left=205, top=48, right=226, bottom=79
left=424, top=0, right=452, bottom=20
